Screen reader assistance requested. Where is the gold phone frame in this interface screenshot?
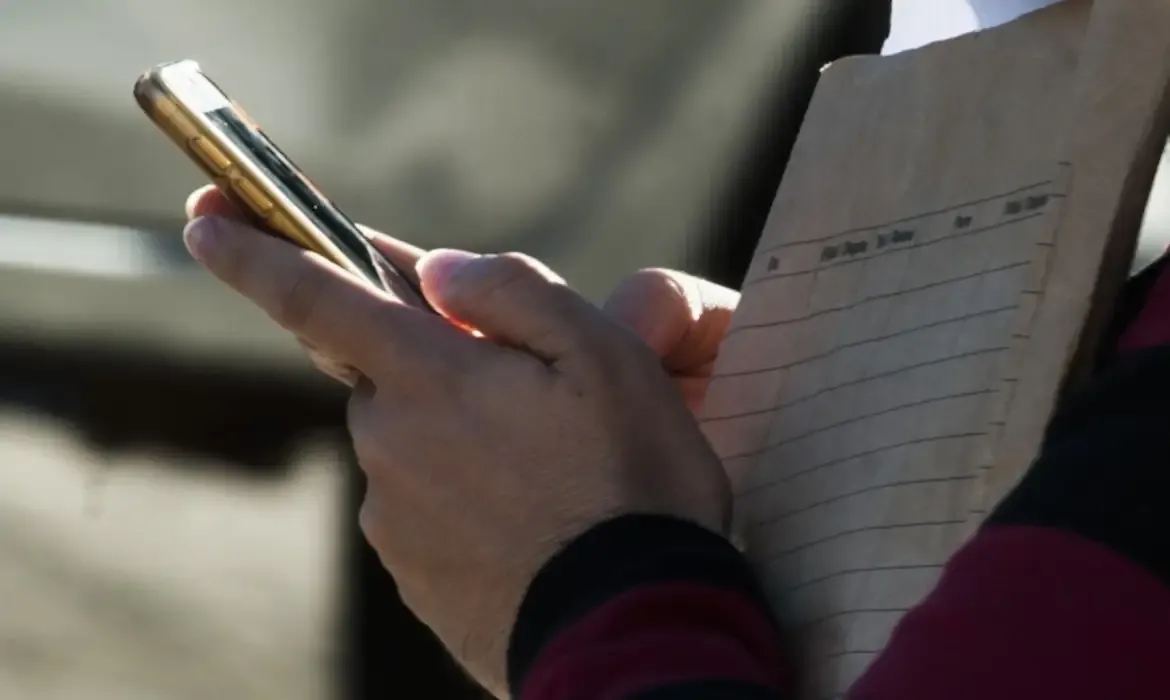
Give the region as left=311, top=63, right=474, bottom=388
left=134, top=60, right=429, bottom=309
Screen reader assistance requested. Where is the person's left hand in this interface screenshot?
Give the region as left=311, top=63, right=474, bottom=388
left=180, top=203, right=732, bottom=696
left=603, top=269, right=739, bottom=413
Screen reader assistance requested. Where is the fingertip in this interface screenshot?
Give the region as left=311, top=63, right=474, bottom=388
left=608, top=269, right=698, bottom=315
left=185, top=185, right=243, bottom=221
left=183, top=214, right=272, bottom=270
left=360, top=225, right=425, bottom=283
left=182, top=215, right=227, bottom=264
left=184, top=186, right=213, bottom=219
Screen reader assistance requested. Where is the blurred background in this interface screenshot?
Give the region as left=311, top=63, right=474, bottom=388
left=0, top=1, right=1166, bottom=698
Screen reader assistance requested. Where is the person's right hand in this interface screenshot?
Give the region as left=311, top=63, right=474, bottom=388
left=603, top=269, right=739, bottom=413
left=179, top=209, right=733, bottom=695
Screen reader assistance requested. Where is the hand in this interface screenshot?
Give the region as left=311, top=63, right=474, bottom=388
left=603, top=269, right=739, bottom=412
left=180, top=208, right=732, bottom=695
left=185, top=185, right=427, bottom=385
left=187, top=187, right=741, bottom=409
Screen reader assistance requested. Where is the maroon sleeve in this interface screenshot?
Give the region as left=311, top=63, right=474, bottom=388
left=507, top=515, right=792, bottom=700
left=851, top=252, right=1170, bottom=698
left=850, top=526, right=1170, bottom=698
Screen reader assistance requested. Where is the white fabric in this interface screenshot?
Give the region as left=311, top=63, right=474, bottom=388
left=966, top=0, right=1065, bottom=28
left=883, top=0, right=1064, bottom=55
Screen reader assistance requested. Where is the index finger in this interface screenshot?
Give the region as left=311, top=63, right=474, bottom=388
left=184, top=214, right=467, bottom=382
left=360, top=225, right=424, bottom=287
left=185, top=185, right=426, bottom=287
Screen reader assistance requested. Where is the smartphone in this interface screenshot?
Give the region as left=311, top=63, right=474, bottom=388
left=134, top=59, right=431, bottom=311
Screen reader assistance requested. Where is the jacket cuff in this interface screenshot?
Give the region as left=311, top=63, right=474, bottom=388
left=507, top=514, right=776, bottom=693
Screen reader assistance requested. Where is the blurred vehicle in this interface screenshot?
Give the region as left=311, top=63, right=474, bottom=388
left=33, top=1, right=1170, bottom=698
left=0, top=5, right=857, bottom=699
left=0, top=4, right=883, bottom=697
left=0, top=0, right=818, bottom=463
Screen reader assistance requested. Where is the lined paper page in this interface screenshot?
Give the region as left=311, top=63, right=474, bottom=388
left=703, top=171, right=1067, bottom=694
left=698, top=4, right=1097, bottom=696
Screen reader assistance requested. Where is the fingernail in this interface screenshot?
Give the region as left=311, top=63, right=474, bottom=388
left=183, top=216, right=222, bottom=264
left=417, top=248, right=479, bottom=288
left=184, top=185, right=215, bottom=220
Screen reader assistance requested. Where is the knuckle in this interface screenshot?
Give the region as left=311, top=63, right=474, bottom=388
left=209, top=232, right=251, bottom=288
left=626, top=267, right=682, bottom=293
left=357, top=498, right=385, bottom=550
left=495, top=251, right=542, bottom=270
left=588, top=322, right=666, bottom=382
left=273, top=264, right=327, bottom=332
left=493, top=250, right=538, bottom=270
left=306, top=343, right=358, bottom=385
left=413, top=364, right=467, bottom=404
left=467, top=252, right=540, bottom=296
left=346, top=395, right=381, bottom=464
left=605, top=268, right=686, bottom=321
left=444, top=251, right=551, bottom=319
left=481, top=251, right=589, bottom=319
left=624, top=267, right=690, bottom=308
left=392, top=575, right=434, bottom=621
left=363, top=299, right=409, bottom=351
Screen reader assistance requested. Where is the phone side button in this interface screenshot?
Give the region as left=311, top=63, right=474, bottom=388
left=190, top=137, right=232, bottom=173
left=267, top=211, right=313, bottom=250
left=231, top=177, right=275, bottom=216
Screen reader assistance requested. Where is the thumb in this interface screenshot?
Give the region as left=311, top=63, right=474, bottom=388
left=360, top=225, right=424, bottom=286
left=417, top=249, right=601, bottom=361
left=604, top=269, right=739, bottom=372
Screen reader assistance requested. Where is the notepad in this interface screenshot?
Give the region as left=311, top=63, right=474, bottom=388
left=698, top=1, right=1170, bottom=696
